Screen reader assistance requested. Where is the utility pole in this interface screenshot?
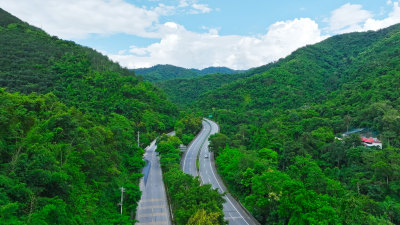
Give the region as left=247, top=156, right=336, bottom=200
left=119, top=187, right=125, bottom=215
left=137, top=131, right=140, bottom=147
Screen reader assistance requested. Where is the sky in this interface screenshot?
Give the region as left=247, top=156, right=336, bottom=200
left=1, top=0, right=400, bottom=69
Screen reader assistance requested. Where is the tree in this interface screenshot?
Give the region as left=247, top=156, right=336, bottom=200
left=245, top=170, right=290, bottom=224
left=187, top=209, right=222, bottom=225
left=278, top=180, right=340, bottom=225
left=209, top=133, right=230, bottom=156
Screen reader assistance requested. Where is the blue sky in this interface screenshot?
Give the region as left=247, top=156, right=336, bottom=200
left=2, top=0, right=400, bottom=69
left=75, top=0, right=392, bottom=52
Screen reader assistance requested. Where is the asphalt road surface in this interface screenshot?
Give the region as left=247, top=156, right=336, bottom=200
left=136, top=140, right=171, bottom=225
left=182, top=121, right=210, bottom=176
left=183, top=118, right=258, bottom=225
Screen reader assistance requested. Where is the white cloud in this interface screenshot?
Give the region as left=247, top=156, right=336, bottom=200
left=178, top=0, right=190, bottom=8
left=177, top=0, right=212, bottom=14
left=110, top=18, right=327, bottom=70
left=5, top=1, right=399, bottom=70
left=327, top=2, right=400, bottom=34
left=154, top=4, right=176, bottom=17
left=327, top=3, right=372, bottom=33
left=0, top=0, right=211, bottom=39
left=191, top=4, right=212, bottom=14
left=363, top=2, right=400, bottom=31
left=0, top=0, right=164, bottom=39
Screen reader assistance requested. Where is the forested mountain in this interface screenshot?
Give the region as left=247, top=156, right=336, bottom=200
left=134, top=64, right=199, bottom=82
left=156, top=64, right=275, bottom=108
left=3, top=3, right=400, bottom=224
left=197, top=66, right=245, bottom=75
left=156, top=73, right=246, bottom=108
left=197, top=25, right=399, bottom=115
left=196, top=24, right=400, bottom=224
left=134, top=64, right=244, bottom=82
left=0, top=8, right=178, bottom=224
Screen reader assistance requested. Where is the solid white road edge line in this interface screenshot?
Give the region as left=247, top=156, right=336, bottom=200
left=206, top=120, right=250, bottom=225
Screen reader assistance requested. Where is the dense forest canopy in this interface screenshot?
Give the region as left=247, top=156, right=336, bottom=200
left=189, top=24, right=400, bottom=224
left=0, top=89, right=145, bottom=224
left=155, top=62, right=276, bottom=108
left=134, top=64, right=244, bottom=82
left=3, top=4, right=400, bottom=224
left=0, top=8, right=178, bottom=139
left=0, top=8, right=178, bottom=224
left=156, top=73, right=248, bottom=108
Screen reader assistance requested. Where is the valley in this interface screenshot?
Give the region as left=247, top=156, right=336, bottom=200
left=2, top=5, right=400, bottom=225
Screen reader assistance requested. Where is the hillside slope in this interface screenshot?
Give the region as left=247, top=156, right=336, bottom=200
left=134, top=64, right=244, bottom=82
left=197, top=24, right=400, bottom=224
left=134, top=64, right=200, bottom=82
left=197, top=26, right=399, bottom=115
left=156, top=63, right=275, bottom=108
left=158, top=27, right=396, bottom=110
left=0, top=8, right=177, bottom=131
left=197, top=66, right=245, bottom=75
left=0, top=8, right=177, bottom=224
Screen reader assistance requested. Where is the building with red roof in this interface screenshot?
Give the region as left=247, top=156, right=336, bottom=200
left=361, top=137, right=382, bottom=149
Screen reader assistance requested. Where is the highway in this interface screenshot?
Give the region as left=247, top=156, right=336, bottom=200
left=136, top=140, right=171, bottom=225
left=182, top=118, right=258, bottom=225
left=182, top=121, right=210, bottom=176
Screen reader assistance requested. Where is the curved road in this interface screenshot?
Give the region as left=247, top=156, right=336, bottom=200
left=182, top=121, right=210, bottom=176
left=182, top=119, right=258, bottom=225
left=136, top=140, right=171, bottom=225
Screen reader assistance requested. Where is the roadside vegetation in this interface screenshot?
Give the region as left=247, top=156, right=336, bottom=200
left=201, top=24, right=400, bottom=224
left=0, top=9, right=176, bottom=224
left=3, top=5, right=400, bottom=225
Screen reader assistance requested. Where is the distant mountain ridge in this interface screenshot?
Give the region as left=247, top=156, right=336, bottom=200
left=155, top=62, right=276, bottom=108
left=196, top=66, right=245, bottom=75
left=134, top=64, right=245, bottom=82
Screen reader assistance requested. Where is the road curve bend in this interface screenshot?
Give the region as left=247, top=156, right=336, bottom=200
left=182, top=118, right=259, bottom=225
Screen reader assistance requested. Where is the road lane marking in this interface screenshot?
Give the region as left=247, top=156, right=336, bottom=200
left=137, top=222, right=168, bottom=225
left=137, top=205, right=165, bottom=210
left=182, top=125, right=205, bottom=173
left=225, top=216, right=245, bottom=219
left=205, top=120, right=251, bottom=225
left=183, top=121, right=211, bottom=176
left=138, top=212, right=167, bottom=218
left=140, top=198, right=164, bottom=203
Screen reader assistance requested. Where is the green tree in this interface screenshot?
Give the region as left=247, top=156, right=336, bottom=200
left=209, top=133, right=230, bottom=156
left=187, top=209, right=222, bottom=225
